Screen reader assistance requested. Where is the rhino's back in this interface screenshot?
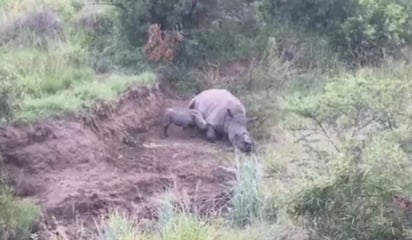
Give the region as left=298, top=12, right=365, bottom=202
left=189, top=89, right=246, bottom=133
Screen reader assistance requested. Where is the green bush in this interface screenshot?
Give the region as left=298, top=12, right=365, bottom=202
left=106, top=0, right=263, bottom=65
left=285, top=62, right=412, bottom=150
left=338, top=0, right=412, bottom=64
left=260, top=0, right=412, bottom=64
left=0, top=62, right=21, bottom=124
left=0, top=186, right=41, bottom=240
left=288, top=134, right=412, bottom=240
left=283, top=60, right=412, bottom=239
left=0, top=154, right=41, bottom=240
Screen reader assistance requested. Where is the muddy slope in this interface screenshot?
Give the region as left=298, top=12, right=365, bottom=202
left=0, top=85, right=235, bottom=231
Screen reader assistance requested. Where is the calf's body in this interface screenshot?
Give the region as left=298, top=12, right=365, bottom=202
left=162, top=107, right=207, bottom=137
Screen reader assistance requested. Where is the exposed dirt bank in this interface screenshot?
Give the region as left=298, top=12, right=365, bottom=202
left=0, top=84, right=236, bottom=238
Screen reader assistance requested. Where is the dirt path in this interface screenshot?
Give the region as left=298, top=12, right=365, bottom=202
left=0, top=85, right=236, bottom=237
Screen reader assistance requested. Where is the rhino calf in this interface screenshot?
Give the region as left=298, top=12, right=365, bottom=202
left=188, top=89, right=255, bottom=153
left=162, top=107, right=208, bottom=137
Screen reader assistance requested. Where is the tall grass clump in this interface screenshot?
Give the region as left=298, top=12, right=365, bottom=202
left=154, top=191, right=220, bottom=240
left=160, top=213, right=218, bottom=240
left=95, top=210, right=150, bottom=240
left=0, top=61, right=21, bottom=124
left=229, top=153, right=266, bottom=227
left=0, top=186, right=41, bottom=240
left=3, top=47, right=93, bottom=97
left=0, top=154, right=41, bottom=240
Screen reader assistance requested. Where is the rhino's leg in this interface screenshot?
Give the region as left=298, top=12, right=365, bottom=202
left=190, top=109, right=208, bottom=131
left=206, top=125, right=217, bottom=143
left=190, top=109, right=217, bottom=140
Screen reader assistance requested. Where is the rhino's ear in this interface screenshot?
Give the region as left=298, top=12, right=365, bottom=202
left=226, top=108, right=234, bottom=118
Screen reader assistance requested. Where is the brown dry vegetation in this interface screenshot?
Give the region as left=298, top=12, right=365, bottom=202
left=143, top=24, right=185, bottom=63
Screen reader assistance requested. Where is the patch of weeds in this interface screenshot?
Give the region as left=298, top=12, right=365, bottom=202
left=288, top=134, right=412, bottom=240
left=0, top=154, right=41, bottom=240
left=153, top=190, right=220, bottom=240
left=15, top=72, right=156, bottom=121
left=160, top=213, right=218, bottom=240
left=95, top=210, right=150, bottom=240
left=229, top=153, right=266, bottom=227
left=1, top=46, right=92, bottom=97
left=0, top=62, right=21, bottom=124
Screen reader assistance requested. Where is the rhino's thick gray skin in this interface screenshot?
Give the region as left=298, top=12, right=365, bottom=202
left=188, top=89, right=253, bottom=153
left=162, top=107, right=208, bottom=137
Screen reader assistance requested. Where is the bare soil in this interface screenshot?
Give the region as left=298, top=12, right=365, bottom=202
left=0, top=84, right=237, bottom=238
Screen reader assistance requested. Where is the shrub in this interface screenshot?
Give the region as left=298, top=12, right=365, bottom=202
left=0, top=7, right=63, bottom=46
left=337, top=0, right=412, bottom=64
left=74, top=5, right=116, bottom=36
left=288, top=133, right=412, bottom=239
left=107, top=0, right=263, bottom=66
left=283, top=60, right=412, bottom=239
left=0, top=62, right=21, bottom=124
left=0, top=186, right=41, bottom=240
left=285, top=62, right=412, bottom=155
left=260, top=0, right=412, bottom=64
left=0, top=155, right=41, bottom=240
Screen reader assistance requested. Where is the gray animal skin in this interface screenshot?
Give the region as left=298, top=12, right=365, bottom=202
left=162, top=107, right=208, bottom=137
left=188, top=89, right=254, bottom=153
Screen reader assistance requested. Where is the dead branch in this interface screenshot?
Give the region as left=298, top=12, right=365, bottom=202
left=310, top=115, right=341, bottom=153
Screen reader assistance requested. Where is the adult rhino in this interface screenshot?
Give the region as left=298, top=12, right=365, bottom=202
left=188, top=89, right=255, bottom=153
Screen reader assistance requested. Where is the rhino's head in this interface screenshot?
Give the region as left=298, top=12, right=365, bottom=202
left=225, top=109, right=253, bottom=153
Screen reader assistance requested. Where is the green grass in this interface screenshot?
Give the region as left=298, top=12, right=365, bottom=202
left=0, top=0, right=157, bottom=122
left=0, top=19, right=156, bottom=121
left=16, top=72, right=156, bottom=121
left=1, top=44, right=156, bottom=121
left=229, top=153, right=265, bottom=227
left=0, top=185, right=41, bottom=240
left=95, top=210, right=149, bottom=240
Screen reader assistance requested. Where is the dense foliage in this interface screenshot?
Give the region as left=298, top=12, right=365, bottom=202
left=285, top=64, right=412, bottom=239
left=0, top=62, right=20, bottom=124
left=261, top=0, right=412, bottom=64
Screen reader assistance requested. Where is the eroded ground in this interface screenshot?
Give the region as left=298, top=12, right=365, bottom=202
left=0, top=84, right=237, bottom=238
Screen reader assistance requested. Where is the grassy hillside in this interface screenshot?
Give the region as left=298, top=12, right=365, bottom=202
left=2, top=0, right=412, bottom=239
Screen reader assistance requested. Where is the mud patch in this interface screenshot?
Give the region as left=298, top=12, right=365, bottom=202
left=0, top=84, right=236, bottom=237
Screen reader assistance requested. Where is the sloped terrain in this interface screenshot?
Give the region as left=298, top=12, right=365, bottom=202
left=0, top=84, right=236, bottom=237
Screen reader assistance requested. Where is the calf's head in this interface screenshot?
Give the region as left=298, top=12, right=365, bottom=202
left=225, top=109, right=254, bottom=153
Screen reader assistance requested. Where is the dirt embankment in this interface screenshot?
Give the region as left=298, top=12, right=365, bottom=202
left=0, top=84, right=236, bottom=237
